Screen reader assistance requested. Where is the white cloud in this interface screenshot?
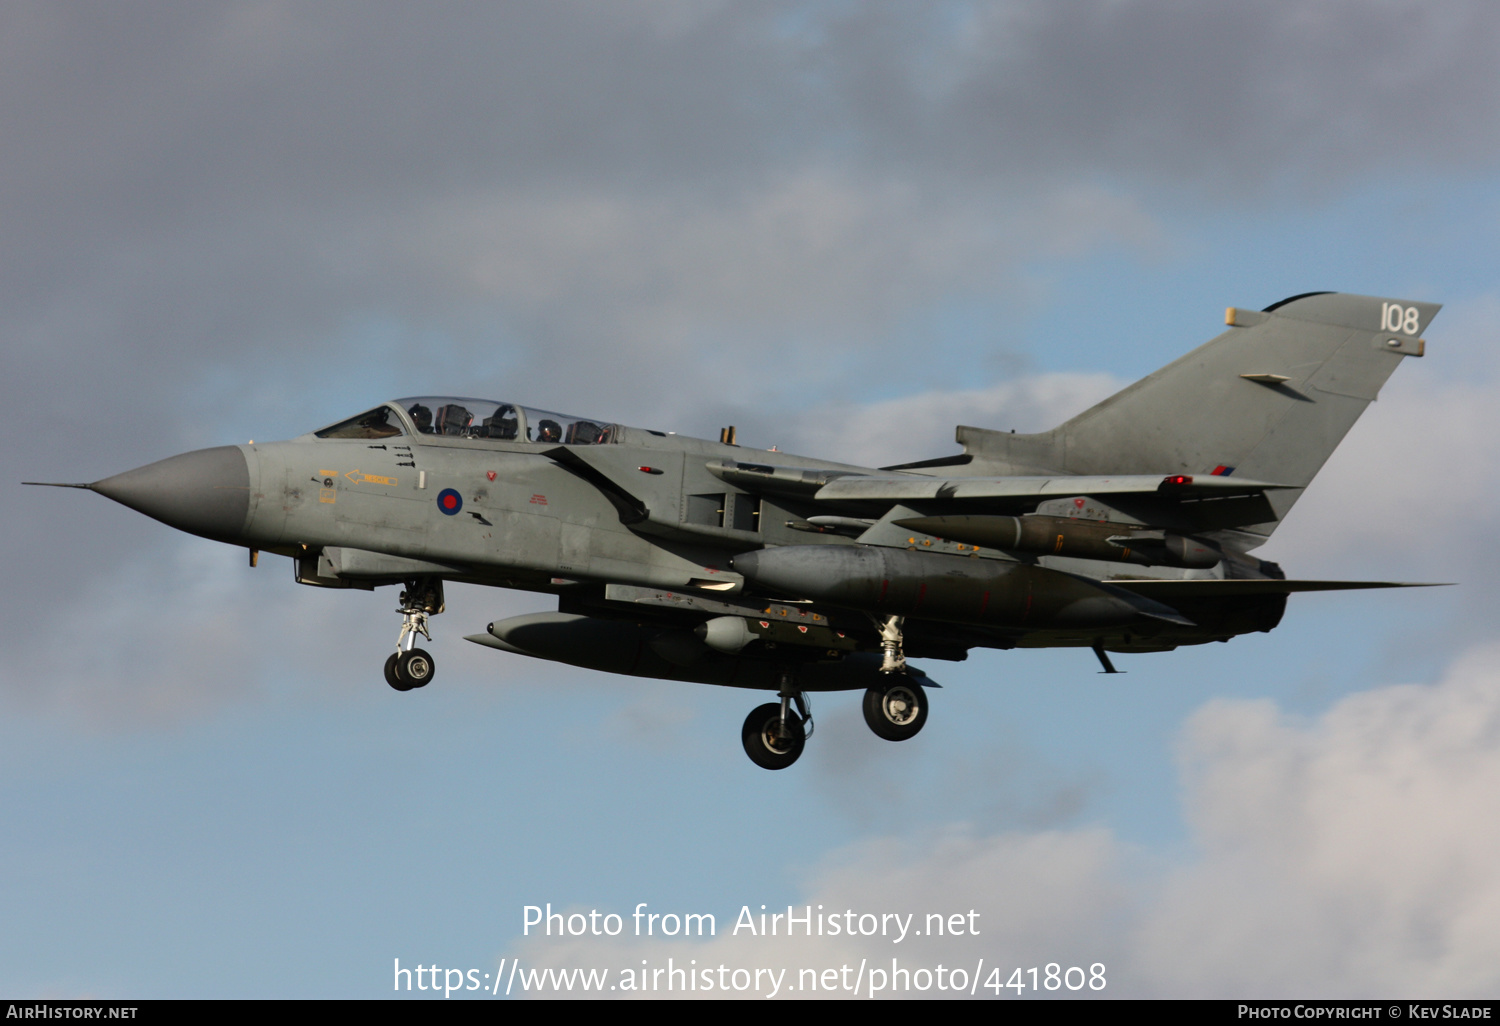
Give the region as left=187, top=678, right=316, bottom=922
left=782, top=370, right=1122, bottom=467
left=1138, top=643, right=1500, bottom=996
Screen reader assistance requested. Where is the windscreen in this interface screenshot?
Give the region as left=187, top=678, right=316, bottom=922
left=313, top=405, right=406, bottom=439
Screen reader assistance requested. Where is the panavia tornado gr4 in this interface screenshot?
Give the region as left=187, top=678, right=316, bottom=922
left=31, top=292, right=1442, bottom=769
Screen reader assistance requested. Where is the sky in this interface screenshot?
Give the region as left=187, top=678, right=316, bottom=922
left=4, top=0, right=1500, bottom=1000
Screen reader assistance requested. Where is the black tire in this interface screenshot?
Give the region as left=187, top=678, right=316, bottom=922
left=862, top=678, right=928, bottom=741
left=741, top=703, right=806, bottom=770
left=397, top=648, right=435, bottom=689
left=385, top=652, right=413, bottom=692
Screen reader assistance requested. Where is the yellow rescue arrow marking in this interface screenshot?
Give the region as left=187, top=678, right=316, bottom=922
left=344, top=468, right=398, bottom=487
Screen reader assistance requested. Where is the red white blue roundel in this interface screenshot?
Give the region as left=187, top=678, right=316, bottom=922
left=437, top=488, right=463, bottom=515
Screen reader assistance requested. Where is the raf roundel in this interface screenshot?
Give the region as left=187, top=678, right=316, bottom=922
left=436, top=488, right=463, bottom=516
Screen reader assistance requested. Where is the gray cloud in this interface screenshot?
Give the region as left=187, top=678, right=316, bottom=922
left=831, top=1, right=1500, bottom=193
left=9, top=0, right=1494, bottom=366
left=10, top=0, right=1492, bottom=424
left=8, top=2, right=1496, bottom=241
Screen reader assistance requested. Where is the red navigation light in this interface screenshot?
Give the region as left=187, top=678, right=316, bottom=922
left=1163, top=475, right=1193, bottom=486
left=638, top=466, right=663, bottom=475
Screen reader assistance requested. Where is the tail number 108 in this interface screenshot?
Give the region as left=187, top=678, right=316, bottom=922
left=1382, top=303, right=1419, bottom=334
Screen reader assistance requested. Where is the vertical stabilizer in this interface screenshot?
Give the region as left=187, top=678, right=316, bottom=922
left=958, top=292, right=1439, bottom=536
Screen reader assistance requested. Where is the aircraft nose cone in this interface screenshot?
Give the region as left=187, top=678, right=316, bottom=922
left=91, top=445, right=251, bottom=542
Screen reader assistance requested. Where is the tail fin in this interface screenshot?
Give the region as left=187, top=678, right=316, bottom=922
left=957, top=292, right=1440, bottom=537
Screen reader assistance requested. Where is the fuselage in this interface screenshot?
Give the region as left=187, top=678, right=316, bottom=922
left=88, top=396, right=1278, bottom=657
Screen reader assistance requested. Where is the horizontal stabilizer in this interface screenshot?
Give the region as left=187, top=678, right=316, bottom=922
left=1082, top=576, right=1198, bottom=627
left=814, top=473, right=1291, bottom=504
left=1109, top=579, right=1450, bottom=599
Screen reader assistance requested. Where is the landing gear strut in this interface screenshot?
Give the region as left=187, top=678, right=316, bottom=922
left=863, top=613, right=928, bottom=739
left=741, top=673, right=812, bottom=770
left=386, top=578, right=443, bottom=692
left=877, top=614, right=907, bottom=674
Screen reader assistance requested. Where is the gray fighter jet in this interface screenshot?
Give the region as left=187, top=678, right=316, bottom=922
left=30, top=291, right=1442, bottom=768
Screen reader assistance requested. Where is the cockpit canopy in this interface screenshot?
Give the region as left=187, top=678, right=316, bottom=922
left=314, top=397, right=618, bottom=445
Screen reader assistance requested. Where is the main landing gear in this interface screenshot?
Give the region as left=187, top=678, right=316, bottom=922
left=862, top=612, right=927, bottom=741
left=862, top=675, right=928, bottom=741
left=385, top=579, right=444, bottom=692
left=741, top=674, right=813, bottom=770
left=738, top=637, right=933, bottom=768
left=878, top=613, right=907, bottom=674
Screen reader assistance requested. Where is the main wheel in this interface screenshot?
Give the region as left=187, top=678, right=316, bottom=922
left=384, top=652, right=413, bottom=692
left=863, top=678, right=928, bottom=741
left=741, top=703, right=806, bottom=770
left=397, top=648, right=435, bottom=688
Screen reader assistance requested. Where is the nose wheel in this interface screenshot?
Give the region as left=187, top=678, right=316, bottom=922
left=385, top=648, right=435, bottom=691
left=385, top=578, right=443, bottom=692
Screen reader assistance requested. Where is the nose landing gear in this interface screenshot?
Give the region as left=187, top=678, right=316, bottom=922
left=385, top=579, right=443, bottom=692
